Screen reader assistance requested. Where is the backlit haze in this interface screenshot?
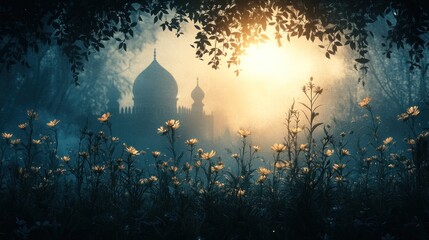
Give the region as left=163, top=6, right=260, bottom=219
left=119, top=25, right=348, bottom=144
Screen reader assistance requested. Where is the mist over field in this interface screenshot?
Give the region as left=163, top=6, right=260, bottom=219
left=1, top=3, right=429, bottom=239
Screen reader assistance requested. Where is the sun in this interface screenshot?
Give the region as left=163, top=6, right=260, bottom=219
left=241, top=43, right=286, bottom=78
left=240, top=42, right=294, bottom=80
left=231, top=39, right=335, bottom=137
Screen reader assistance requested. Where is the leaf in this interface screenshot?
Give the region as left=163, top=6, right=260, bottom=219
left=355, top=58, right=369, bottom=64
left=334, top=41, right=343, bottom=46
left=386, top=19, right=392, bottom=26
left=359, top=50, right=368, bottom=56
left=177, top=152, right=184, bottom=161
left=299, top=102, right=311, bottom=111
left=325, top=52, right=330, bottom=59
left=311, top=123, right=323, bottom=133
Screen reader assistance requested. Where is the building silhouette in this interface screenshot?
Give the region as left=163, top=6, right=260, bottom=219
left=107, top=49, right=214, bottom=149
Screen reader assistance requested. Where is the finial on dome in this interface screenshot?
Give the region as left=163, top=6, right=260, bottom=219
left=191, top=77, right=205, bottom=102
left=154, top=48, right=157, bottom=60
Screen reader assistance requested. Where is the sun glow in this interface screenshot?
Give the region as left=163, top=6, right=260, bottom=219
left=240, top=41, right=308, bottom=82
left=235, top=41, right=315, bottom=127
left=123, top=26, right=347, bottom=141
left=225, top=39, right=347, bottom=141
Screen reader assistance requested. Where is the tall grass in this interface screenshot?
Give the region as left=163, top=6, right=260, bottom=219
left=0, top=78, right=428, bottom=239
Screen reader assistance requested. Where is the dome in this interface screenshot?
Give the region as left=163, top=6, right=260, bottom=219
left=133, top=59, right=178, bottom=101
left=191, top=79, right=205, bottom=102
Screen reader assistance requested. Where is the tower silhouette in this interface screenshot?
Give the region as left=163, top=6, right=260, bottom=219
left=109, top=50, right=214, bottom=149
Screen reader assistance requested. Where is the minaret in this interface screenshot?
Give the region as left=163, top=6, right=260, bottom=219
left=191, top=78, right=205, bottom=115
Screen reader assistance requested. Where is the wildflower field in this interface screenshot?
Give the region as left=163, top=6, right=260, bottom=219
left=1, top=80, right=428, bottom=240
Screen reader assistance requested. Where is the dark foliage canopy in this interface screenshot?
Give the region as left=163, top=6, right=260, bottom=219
left=1, top=0, right=428, bottom=84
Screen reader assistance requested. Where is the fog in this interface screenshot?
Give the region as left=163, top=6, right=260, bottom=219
left=116, top=24, right=349, bottom=145
left=0, top=18, right=427, bottom=158
left=2, top=10, right=429, bottom=240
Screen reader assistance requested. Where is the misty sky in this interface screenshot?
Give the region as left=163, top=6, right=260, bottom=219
left=117, top=24, right=350, bottom=142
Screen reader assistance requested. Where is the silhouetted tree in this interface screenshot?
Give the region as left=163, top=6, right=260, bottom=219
left=1, top=0, right=428, bottom=84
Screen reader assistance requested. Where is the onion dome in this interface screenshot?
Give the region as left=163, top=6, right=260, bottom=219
left=133, top=49, right=178, bottom=112
left=191, top=78, right=205, bottom=103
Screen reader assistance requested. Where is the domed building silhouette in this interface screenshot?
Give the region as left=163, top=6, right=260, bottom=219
left=108, top=49, right=214, bottom=149
left=133, top=52, right=178, bottom=116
